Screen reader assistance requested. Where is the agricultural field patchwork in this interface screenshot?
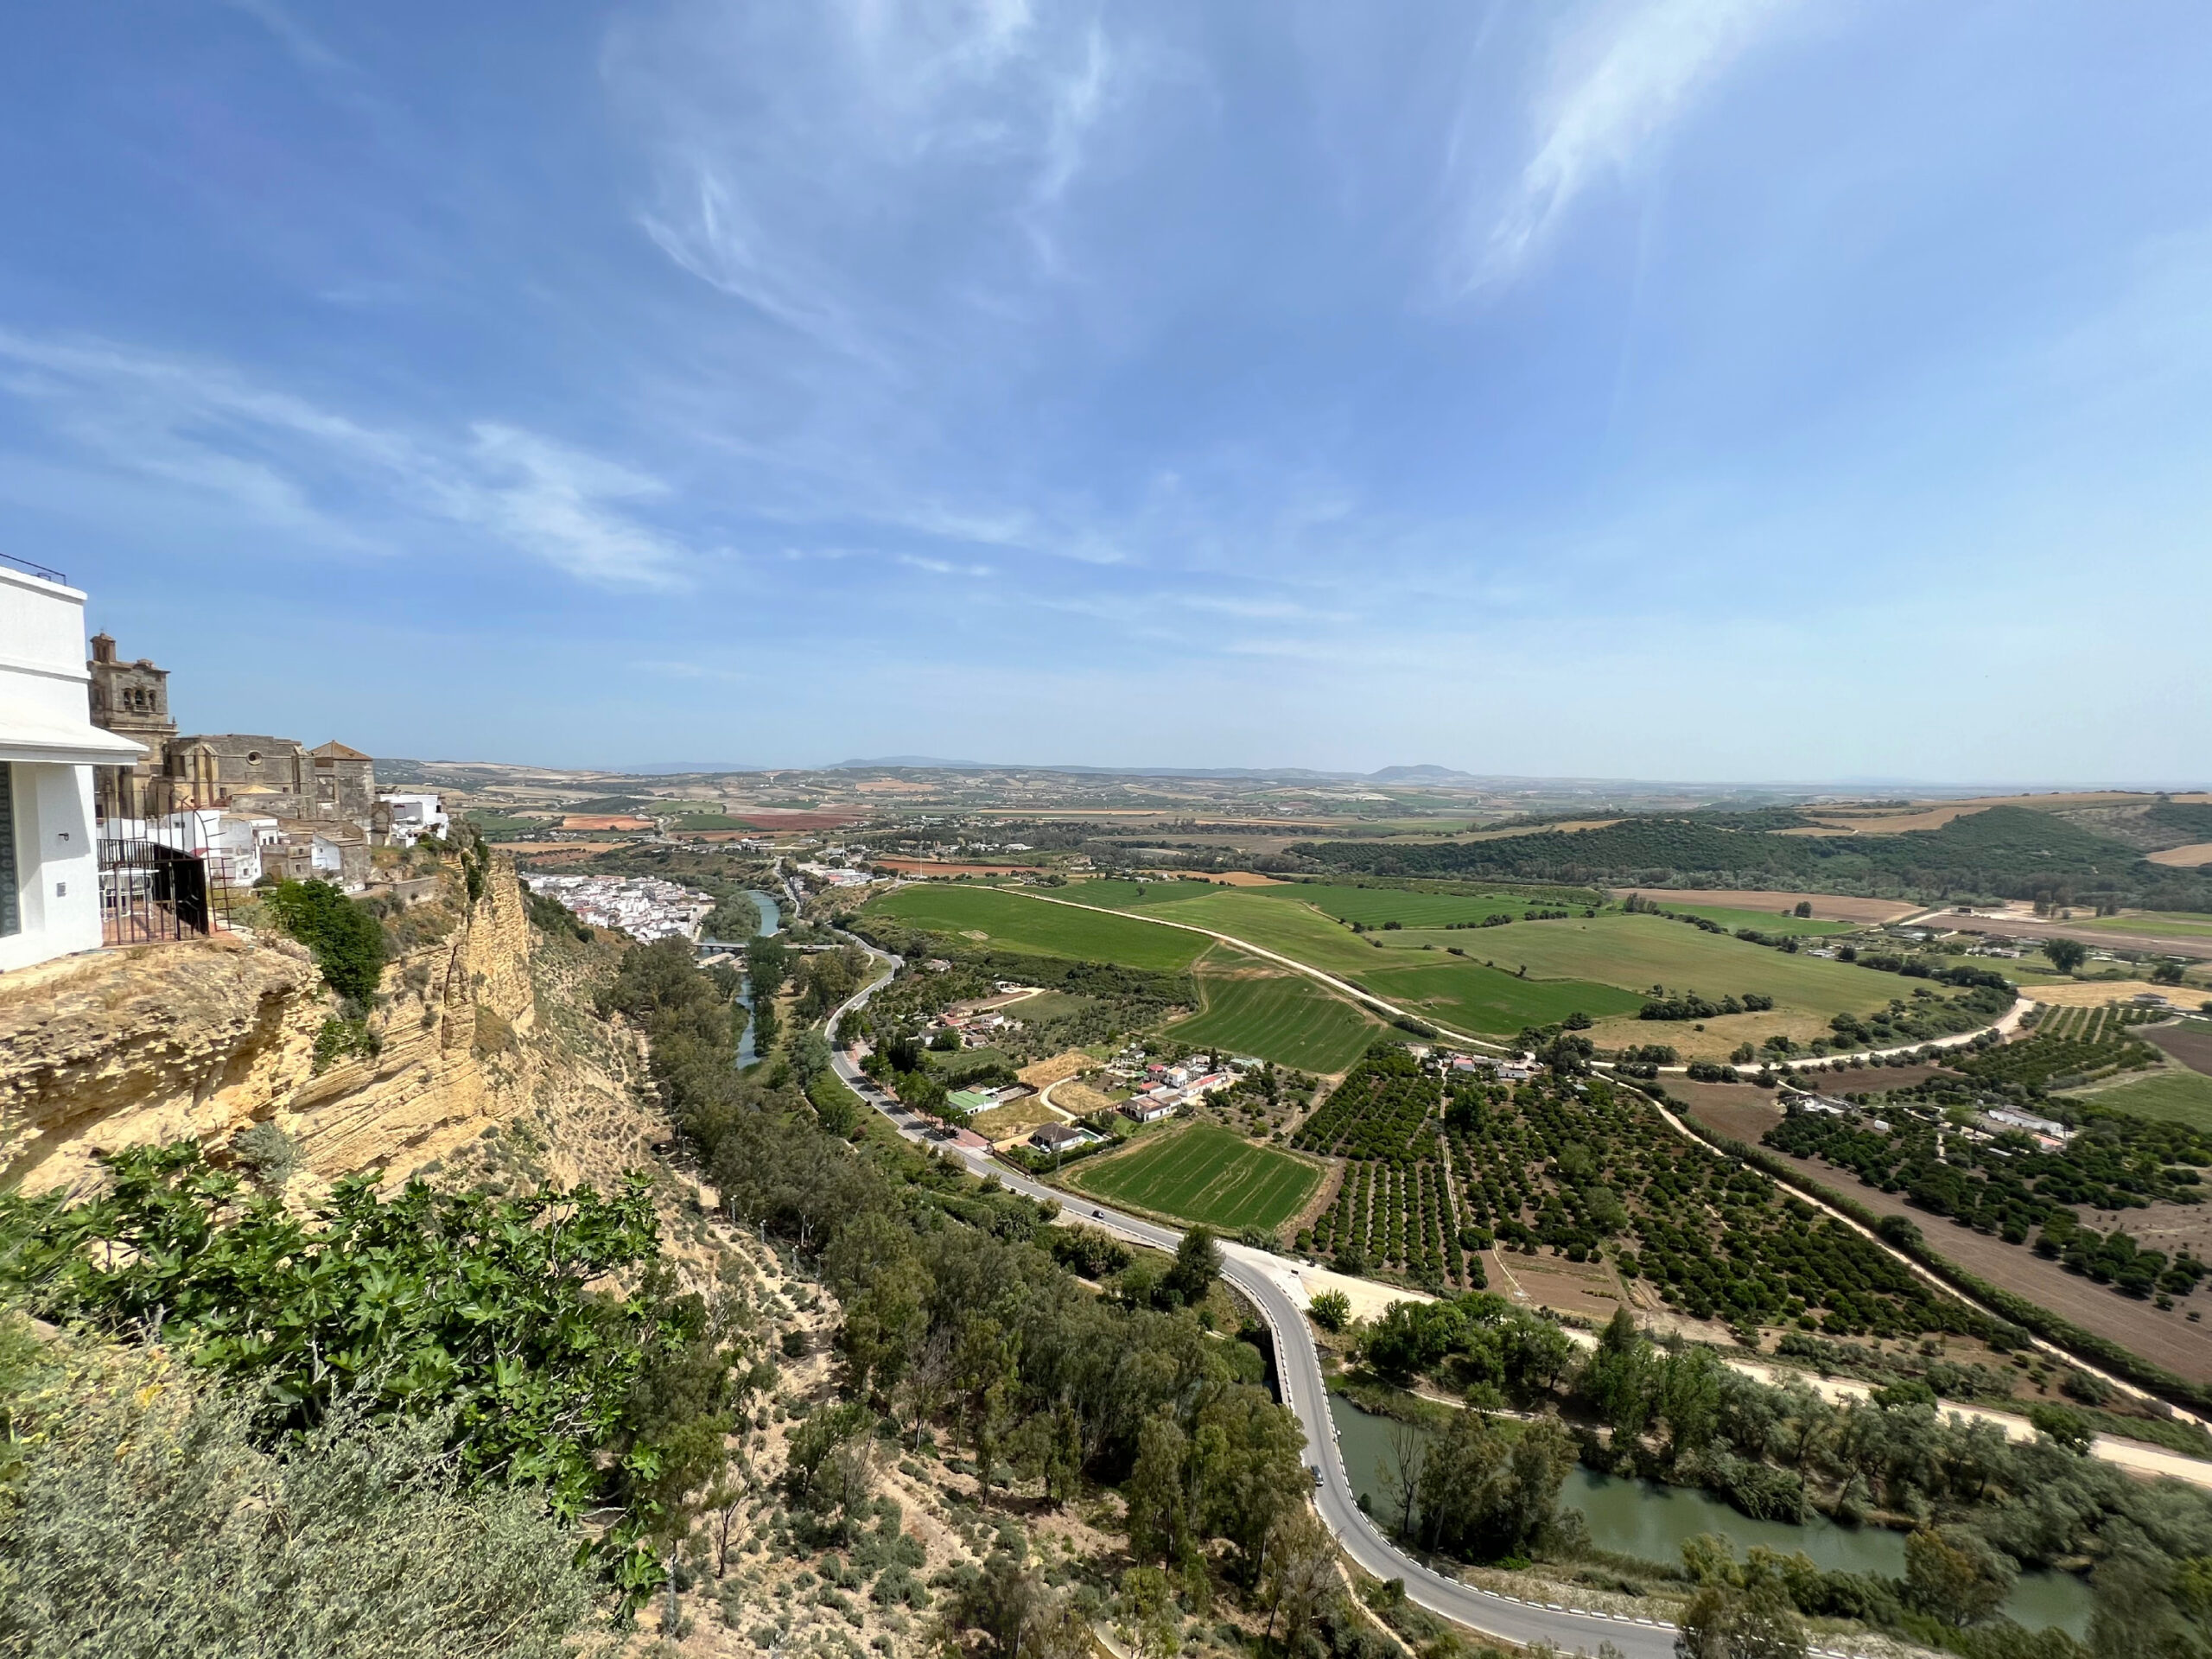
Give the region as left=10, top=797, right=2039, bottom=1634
left=1048, top=884, right=1915, bottom=1044
left=863, top=884, right=1209, bottom=971
left=1295, top=1049, right=1974, bottom=1337
left=1065, top=1123, right=1322, bottom=1233
left=1955, top=1003, right=2164, bottom=1092
left=1166, top=963, right=1381, bottom=1073
left=1362, top=912, right=1899, bottom=1017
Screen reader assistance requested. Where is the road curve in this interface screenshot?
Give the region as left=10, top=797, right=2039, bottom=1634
left=821, top=927, right=1678, bottom=1659
left=992, top=887, right=1509, bottom=1055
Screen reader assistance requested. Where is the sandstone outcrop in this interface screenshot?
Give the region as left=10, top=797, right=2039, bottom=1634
left=0, top=857, right=548, bottom=1197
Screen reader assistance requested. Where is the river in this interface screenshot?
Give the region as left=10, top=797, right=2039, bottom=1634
left=1325, top=1393, right=2094, bottom=1637
left=733, top=891, right=783, bottom=1069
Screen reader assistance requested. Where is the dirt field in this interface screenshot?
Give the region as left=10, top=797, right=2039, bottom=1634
left=1019, top=1049, right=1095, bottom=1089
left=1673, top=1092, right=2212, bottom=1382
left=2150, top=1025, right=2212, bottom=1077
left=495, top=840, right=629, bottom=859
left=874, top=860, right=1043, bottom=877
left=1605, top=888, right=1921, bottom=925
left=1050, top=1079, right=1123, bottom=1117
left=2028, top=980, right=2207, bottom=1007
left=971, top=1097, right=1065, bottom=1143
left=1591, top=1008, right=1847, bottom=1065
left=1485, top=1249, right=1637, bottom=1320
left=1796, top=805, right=1992, bottom=835
left=1194, top=871, right=1287, bottom=887
left=2151, top=843, right=2212, bottom=868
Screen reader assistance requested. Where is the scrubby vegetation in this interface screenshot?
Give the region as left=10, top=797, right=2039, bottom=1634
left=1294, top=804, right=2212, bottom=912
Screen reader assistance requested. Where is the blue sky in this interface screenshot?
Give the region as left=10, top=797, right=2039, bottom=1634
left=3, top=2, right=2208, bottom=781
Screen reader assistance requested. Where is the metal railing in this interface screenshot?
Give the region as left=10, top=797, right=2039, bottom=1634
left=0, top=550, right=67, bottom=585
left=95, top=814, right=238, bottom=946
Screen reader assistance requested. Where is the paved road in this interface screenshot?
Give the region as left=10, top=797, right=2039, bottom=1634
left=821, top=930, right=1679, bottom=1659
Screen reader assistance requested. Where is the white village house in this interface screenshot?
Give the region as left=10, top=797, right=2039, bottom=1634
left=0, top=561, right=145, bottom=970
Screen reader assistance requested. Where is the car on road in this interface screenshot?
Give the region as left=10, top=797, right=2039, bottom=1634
left=1092, top=1209, right=1103, bottom=1218
left=1309, top=1465, right=1322, bottom=1486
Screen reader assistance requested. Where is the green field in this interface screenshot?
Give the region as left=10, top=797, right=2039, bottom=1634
left=1166, top=966, right=1381, bottom=1073
left=1357, top=960, right=1644, bottom=1034
left=864, top=886, right=1209, bottom=971
left=1066, top=1124, right=1322, bottom=1231
left=1245, top=885, right=1573, bottom=929
left=2074, top=1069, right=2212, bottom=1133
left=1370, top=912, right=1897, bottom=1017
left=2084, top=914, right=2212, bottom=940
left=1641, top=903, right=1853, bottom=938
left=1040, top=883, right=1904, bottom=1038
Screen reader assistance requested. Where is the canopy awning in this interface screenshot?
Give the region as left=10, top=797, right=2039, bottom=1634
left=0, top=712, right=147, bottom=767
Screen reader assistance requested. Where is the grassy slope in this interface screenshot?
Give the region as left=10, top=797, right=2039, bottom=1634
left=1166, top=963, right=1382, bottom=1072
left=1047, top=886, right=1901, bottom=1037
left=1065, top=1123, right=1321, bottom=1231
left=864, top=885, right=1209, bottom=971
left=1369, top=912, right=1900, bottom=1017
left=1635, top=902, right=1853, bottom=938
left=1243, top=885, right=1576, bottom=927
left=2075, top=1070, right=2212, bottom=1133
left=1358, top=959, right=1643, bottom=1033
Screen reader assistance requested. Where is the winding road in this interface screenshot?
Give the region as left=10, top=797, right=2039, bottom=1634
left=822, top=930, right=1681, bottom=1659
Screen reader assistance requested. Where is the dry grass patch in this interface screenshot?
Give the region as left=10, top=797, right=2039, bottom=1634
left=1590, top=1007, right=1844, bottom=1063
left=1017, top=1049, right=1094, bottom=1088
left=2029, top=980, right=2202, bottom=1007
left=970, top=1098, right=1063, bottom=1141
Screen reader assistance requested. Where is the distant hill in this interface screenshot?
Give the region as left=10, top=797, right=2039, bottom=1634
left=1292, top=804, right=2212, bottom=910
left=825, top=756, right=989, bottom=770
left=1367, top=765, right=1478, bottom=784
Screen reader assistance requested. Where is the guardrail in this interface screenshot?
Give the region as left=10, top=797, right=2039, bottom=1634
left=0, top=550, right=67, bottom=585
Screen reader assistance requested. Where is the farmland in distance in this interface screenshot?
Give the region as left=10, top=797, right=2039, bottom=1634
left=1166, top=963, right=1381, bottom=1074
left=863, top=884, right=1208, bottom=971
left=1065, top=1123, right=1322, bottom=1233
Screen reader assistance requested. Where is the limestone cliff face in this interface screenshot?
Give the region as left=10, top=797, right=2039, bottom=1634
left=0, top=857, right=546, bottom=1197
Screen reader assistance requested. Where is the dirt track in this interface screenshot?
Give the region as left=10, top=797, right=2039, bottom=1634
left=1677, top=1089, right=2212, bottom=1383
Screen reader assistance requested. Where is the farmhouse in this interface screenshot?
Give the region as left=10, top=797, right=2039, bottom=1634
left=1983, top=1107, right=2074, bottom=1146
left=1030, top=1123, right=1086, bottom=1153
left=1122, top=1098, right=1176, bottom=1124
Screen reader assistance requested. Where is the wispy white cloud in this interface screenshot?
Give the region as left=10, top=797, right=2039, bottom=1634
left=0, top=331, right=692, bottom=590
left=608, top=0, right=1137, bottom=349
left=895, top=551, right=993, bottom=576
left=219, top=0, right=347, bottom=72
left=1452, top=0, right=1796, bottom=290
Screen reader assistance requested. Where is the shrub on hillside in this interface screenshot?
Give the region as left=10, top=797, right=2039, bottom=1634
left=265, top=878, right=387, bottom=1006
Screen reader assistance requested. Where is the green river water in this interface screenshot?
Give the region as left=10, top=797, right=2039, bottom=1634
left=1325, top=1394, right=2095, bottom=1637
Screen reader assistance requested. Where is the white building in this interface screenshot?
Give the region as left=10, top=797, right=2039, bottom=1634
left=0, top=563, right=147, bottom=971
left=375, top=790, right=448, bottom=848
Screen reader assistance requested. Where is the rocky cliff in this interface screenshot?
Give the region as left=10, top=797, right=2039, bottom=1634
left=0, top=856, right=576, bottom=1198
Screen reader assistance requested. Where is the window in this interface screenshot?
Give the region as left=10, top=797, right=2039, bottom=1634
left=0, top=766, right=17, bottom=938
